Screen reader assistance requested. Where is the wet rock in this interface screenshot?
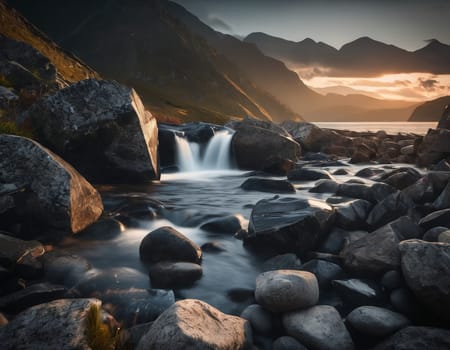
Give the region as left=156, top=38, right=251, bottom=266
left=245, top=197, right=335, bottom=256
left=0, top=298, right=105, bottom=350
left=183, top=122, right=215, bottom=143
left=366, top=192, right=414, bottom=229
left=0, top=282, right=67, bottom=313
left=77, top=218, right=124, bottom=240
left=75, top=267, right=149, bottom=296
left=438, top=230, right=450, bottom=243
left=240, top=304, right=272, bottom=335
left=389, top=288, right=420, bottom=317
left=200, top=215, right=245, bottom=234
left=376, top=167, right=422, bottom=190
left=422, top=226, right=448, bottom=242
left=309, top=179, right=339, bottom=194
left=139, top=226, right=202, bottom=264
left=149, top=261, right=202, bottom=289
left=261, top=253, right=302, bottom=272
left=22, top=79, right=160, bottom=183
left=400, top=145, right=415, bottom=155
left=99, top=288, right=174, bottom=326
left=319, top=228, right=367, bottom=255
left=301, top=259, right=344, bottom=289
left=419, top=208, right=450, bottom=229
left=255, top=270, right=319, bottom=312
left=0, top=232, right=44, bottom=271
left=346, top=306, right=410, bottom=338
left=136, top=299, right=253, bottom=350
left=0, top=135, right=103, bottom=233
left=337, top=182, right=396, bottom=203
left=272, top=336, right=308, bottom=350
left=399, top=239, right=450, bottom=319
left=158, top=126, right=176, bottom=167
left=381, top=270, right=403, bottom=291
left=283, top=305, right=354, bottom=350
left=201, top=241, right=226, bottom=253
left=241, top=178, right=295, bottom=194
left=355, top=167, right=385, bottom=179
left=42, top=251, right=91, bottom=287
left=232, top=122, right=301, bottom=171
left=333, top=168, right=351, bottom=176
left=334, top=199, right=372, bottom=230
left=287, top=168, right=333, bottom=181
left=417, top=128, right=450, bottom=166
left=332, top=278, right=384, bottom=308
left=433, top=182, right=450, bottom=210
left=125, top=322, right=153, bottom=349
left=371, top=326, right=450, bottom=350
left=431, top=159, right=450, bottom=171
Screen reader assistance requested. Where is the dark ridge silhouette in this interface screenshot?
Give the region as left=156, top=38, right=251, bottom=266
left=409, top=96, right=450, bottom=121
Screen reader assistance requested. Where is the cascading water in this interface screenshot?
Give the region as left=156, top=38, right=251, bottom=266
left=174, top=130, right=234, bottom=172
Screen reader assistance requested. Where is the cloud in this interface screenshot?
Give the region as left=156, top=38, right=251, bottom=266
left=351, top=79, right=412, bottom=87
left=418, top=78, right=439, bottom=91
left=206, top=15, right=233, bottom=32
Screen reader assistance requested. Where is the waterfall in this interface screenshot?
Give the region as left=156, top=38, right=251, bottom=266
left=174, top=130, right=234, bottom=172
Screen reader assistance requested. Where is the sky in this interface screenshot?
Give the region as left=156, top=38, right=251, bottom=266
left=172, top=0, right=450, bottom=51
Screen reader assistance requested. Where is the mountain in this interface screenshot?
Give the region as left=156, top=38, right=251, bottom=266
left=7, top=0, right=300, bottom=123
left=311, top=85, right=383, bottom=99
left=409, top=96, right=450, bottom=121
left=245, top=33, right=450, bottom=77
left=0, top=1, right=98, bottom=83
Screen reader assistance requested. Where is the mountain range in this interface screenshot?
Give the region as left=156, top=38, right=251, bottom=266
left=3, top=0, right=447, bottom=122
left=245, top=32, right=450, bottom=77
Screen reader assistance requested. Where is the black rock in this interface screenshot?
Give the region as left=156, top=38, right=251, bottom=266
left=309, top=179, right=339, bottom=194
left=334, top=198, right=372, bottom=230
left=333, top=168, right=351, bottom=176
left=419, top=208, right=450, bottom=229
left=422, top=226, right=448, bottom=242
left=244, top=197, right=335, bottom=257
left=337, top=182, right=396, bottom=203
left=42, top=251, right=92, bottom=287
left=376, top=167, right=422, bottom=190
left=200, top=215, right=245, bottom=234
left=77, top=218, right=124, bottom=240
left=355, top=167, right=386, bottom=178
left=332, top=278, right=385, bottom=308
left=287, top=168, right=333, bottom=181
left=381, top=270, right=404, bottom=291
left=149, top=261, right=202, bottom=289
left=319, top=228, right=368, bottom=255
left=240, top=177, right=296, bottom=194
left=261, top=253, right=302, bottom=272
left=366, top=192, right=415, bottom=229
left=433, top=182, right=450, bottom=210
left=139, top=226, right=202, bottom=263
left=201, top=241, right=226, bottom=253
left=301, top=259, right=344, bottom=289
left=272, top=336, right=308, bottom=350
left=390, top=288, right=420, bottom=318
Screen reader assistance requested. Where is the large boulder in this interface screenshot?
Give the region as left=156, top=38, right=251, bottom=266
left=231, top=123, right=301, bottom=171
left=417, top=128, right=450, bottom=167
left=437, top=105, right=450, bottom=129
left=21, top=79, right=160, bottom=183
left=139, top=226, right=202, bottom=264
left=399, top=239, right=450, bottom=319
left=0, top=232, right=44, bottom=269
left=283, top=305, right=354, bottom=350
left=0, top=135, right=103, bottom=233
left=366, top=192, right=414, bottom=229
left=255, top=270, right=319, bottom=312
left=244, top=197, right=335, bottom=256
left=136, top=299, right=253, bottom=350
left=0, top=298, right=111, bottom=350
left=371, top=326, right=450, bottom=350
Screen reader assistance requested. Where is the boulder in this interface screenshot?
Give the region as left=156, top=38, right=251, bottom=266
left=232, top=124, right=301, bottom=171
left=319, top=228, right=368, bottom=255
left=437, top=105, right=450, bottom=129
left=422, top=226, right=448, bottom=242
left=283, top=305, right=354, bottom=350
left=0, top=135, right=103, bottom=233
left=200, top=215, right=245, bottom=234
left=419, top=208, right=450, bottom=229
left=381, top=270, right=404, bottom=291
left=433, top=182, right=450, bottom=210
left=346, top=306, right=410, bottom=338
left=334, top=199, right=372, bottom=230
left=255, top=270, right=319, bottom=312
left=42, top=251, right=91, bottom=287
left=300, top=259, right=344, bottom=289
left=240, top=304, right=273, bottom=335
left=136, top=299, right=253, bottom=350
left=21, top=79, right=160, bottom=183
left=377, top=167, right=422, bottom=190
left=245, top=197, right=335, bottom=256
left=261, top=253, right=302, bottom=272
left=139, top=226, right=202, bottom=264
left=240, top=178, right=296, bottom=194
left=149, top=261, right=202, bottom=289
left=366, top=192, right=414, bottom=229
left=287, top=168, right=333, bottom=181
left=417, top=128, right=450, bottom=166
left=399, top=239, right=450, bottom=319
left=337, top=182, right=396, bottom=203
left=98, top=288, right=175, bottom=326
left=0, top=298, right=109, bottom=350
left=0, top=232, right=44, bottom=269
left=0, top=282, right=67, bottom=313
left=272, top=336, right=308, bottom=350
left=332, top=279, right=384, bottom=308
left=309, top=179, right=340, bottom=194
left=371, top=326, right=450, bottom=350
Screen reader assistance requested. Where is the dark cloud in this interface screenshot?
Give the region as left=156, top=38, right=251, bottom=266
left=206, top=15, right=233, bottom=32
left=419, top=78, right=439, bottom=91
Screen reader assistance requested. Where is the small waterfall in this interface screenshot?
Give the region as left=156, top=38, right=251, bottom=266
left=174, top=130, right=234, bottom=172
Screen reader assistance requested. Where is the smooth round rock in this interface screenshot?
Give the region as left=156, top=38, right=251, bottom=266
left=149, top=261, right=202, bottom=289
left=255, top=270, right=319, bottom=312
left=283, top=305, right=354, bottom=350
left=139, top=226, right=202, bottom=263
left=381, top=270, right=403, bottom=291
left=272, top=336, right=308, bottom=350
left=200, top=215, right=244, bottom=234
left=240, top=304, right=272, bottom=335
left=347, top=306, right=410, bottom=337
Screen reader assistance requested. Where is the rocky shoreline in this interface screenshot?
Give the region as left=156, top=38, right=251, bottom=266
left=1, top=34, right=450, bottom=350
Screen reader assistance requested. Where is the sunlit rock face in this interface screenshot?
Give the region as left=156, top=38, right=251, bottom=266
left=0, top=134, right=103, bottom=233
left=21, top=79, right=160, bottom=183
